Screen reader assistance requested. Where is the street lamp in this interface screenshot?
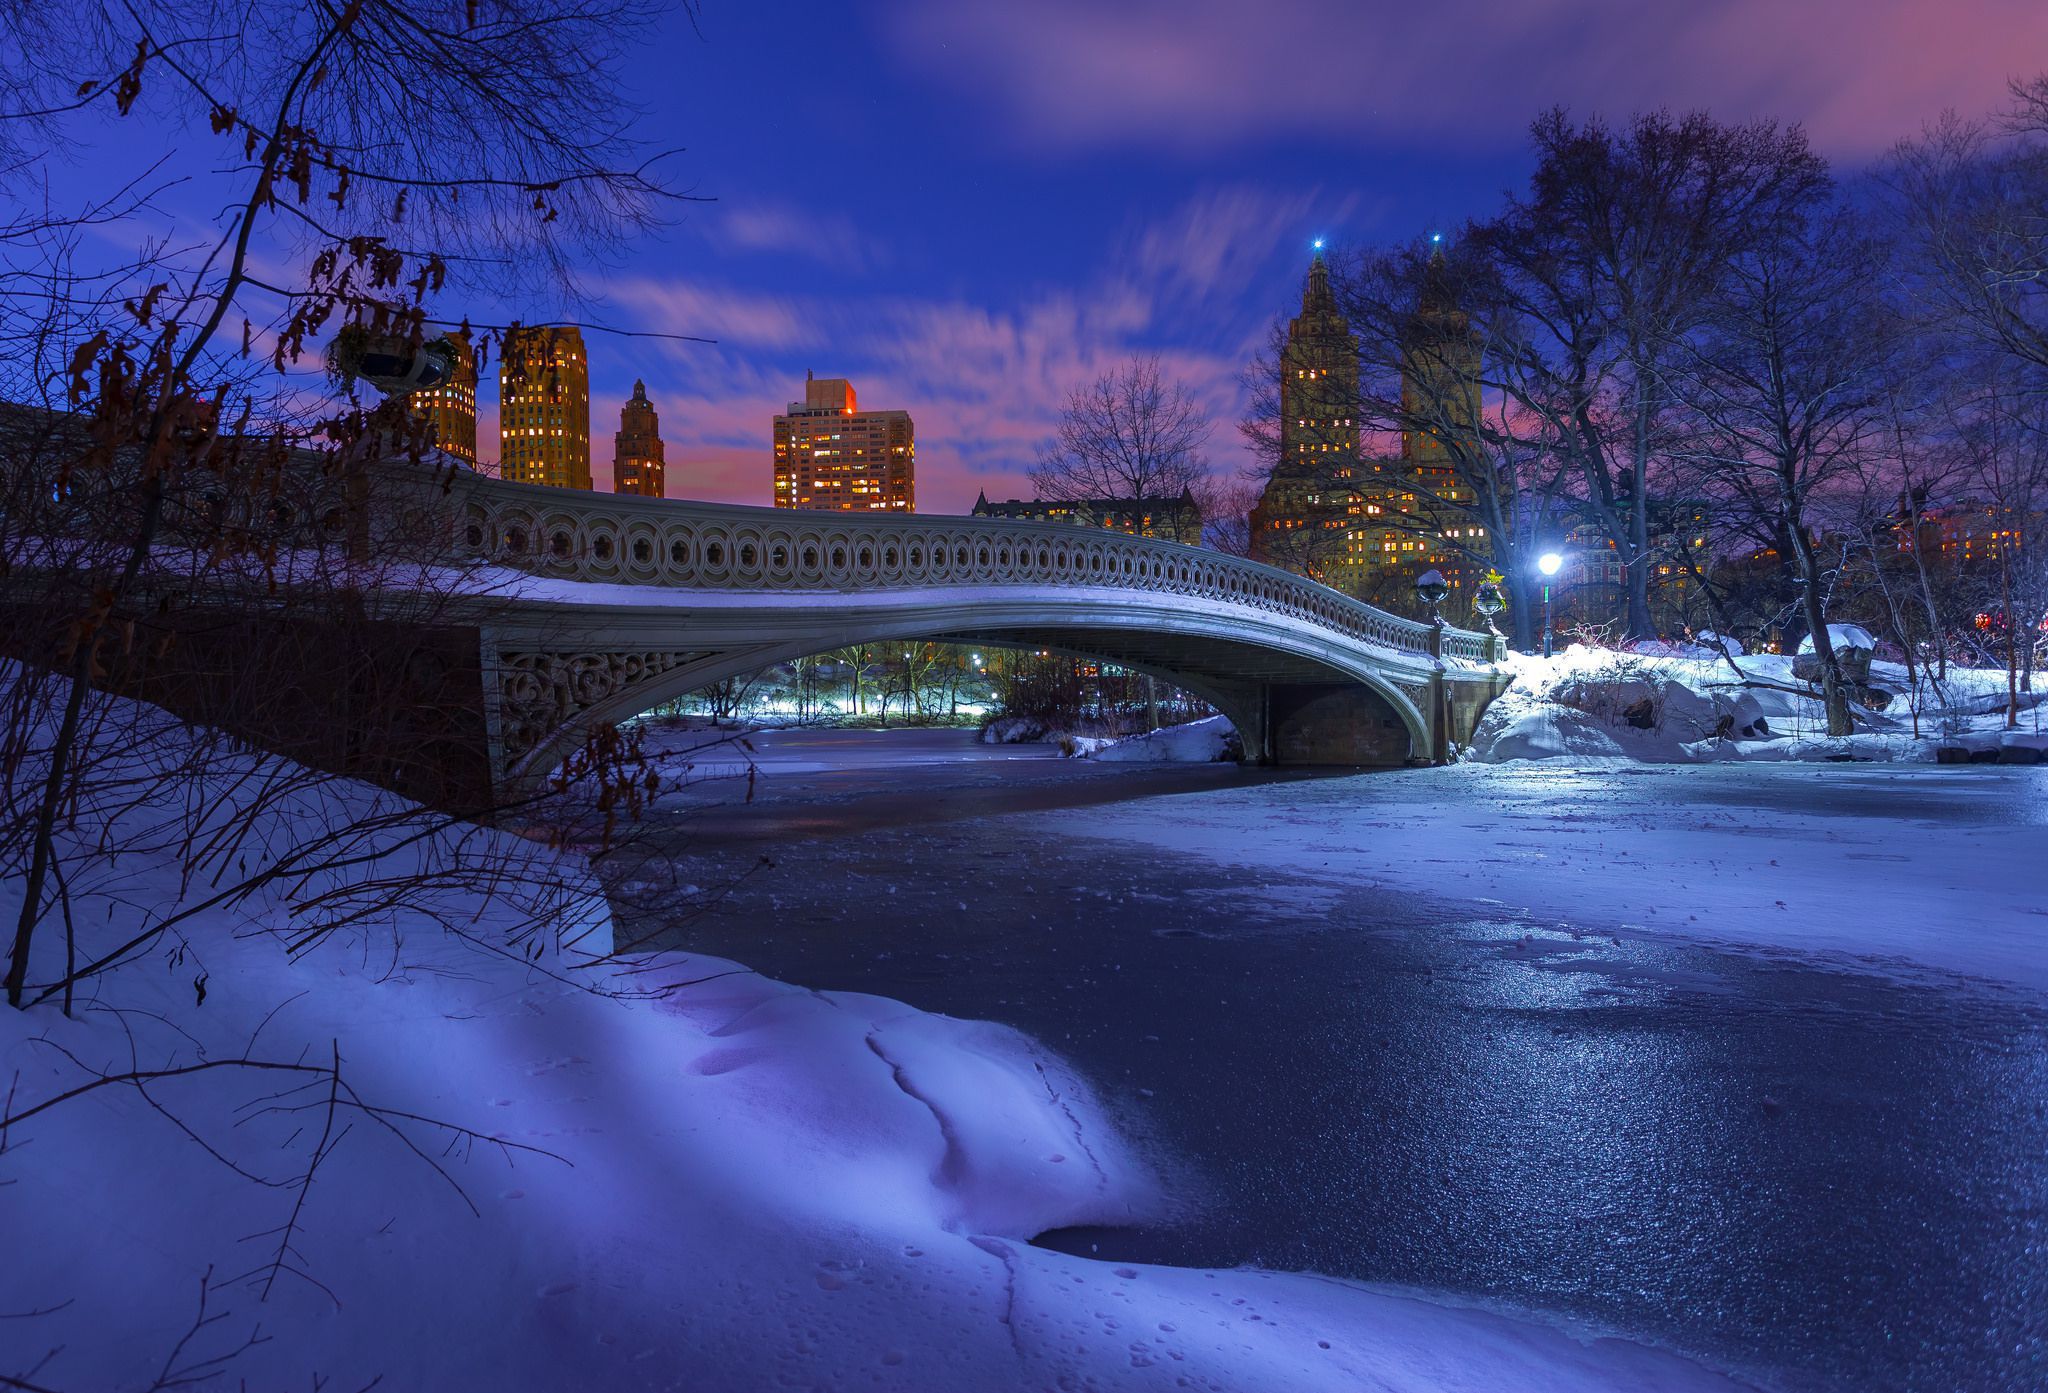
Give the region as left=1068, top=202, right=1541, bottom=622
left=1537, top=552, right=1563, bottom=658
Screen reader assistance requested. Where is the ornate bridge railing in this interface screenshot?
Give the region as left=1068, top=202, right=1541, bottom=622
left=448, top=474, right=1498, bottom=665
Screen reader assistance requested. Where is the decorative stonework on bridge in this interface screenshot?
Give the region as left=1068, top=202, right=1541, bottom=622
left=495, top=649, right=716, bottom=766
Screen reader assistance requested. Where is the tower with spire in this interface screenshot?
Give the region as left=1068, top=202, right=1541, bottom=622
left=612, top=379, right=666, bottom=497
left=1250, top=245, right=1365, bottom=585
left=1346, top=242, right=1489, bottom=595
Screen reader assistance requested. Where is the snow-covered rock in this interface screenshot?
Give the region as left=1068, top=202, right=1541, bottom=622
left=1796, top=623, right=1877, bottom=654
left=1471, top=701, right=1629, bottom=761
left=979, top=714, right=1046, bottom=744
left=1087, top=713, right=1241, bottom=763
left=1470, top=645, right=2029, bottom=766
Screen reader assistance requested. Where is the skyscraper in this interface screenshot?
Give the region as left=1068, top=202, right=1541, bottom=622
left=772, top=374, right=915, bottom=512
left=1351, top=248, right=1489, bottom=591
left=498, top=326, right=591, bottom=490
left=1249, top=248, right=1366, bottom=587
left=411, top=330, right=477, bottom=463
left=1249, top=245, right=1489, bottom=599
left=612, top=379, right=666, bottom=497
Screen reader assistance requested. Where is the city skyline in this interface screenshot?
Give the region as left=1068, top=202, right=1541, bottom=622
left=456, top=2, right=2039, bottom=512
left=28, top=4, right=2038, bottom=509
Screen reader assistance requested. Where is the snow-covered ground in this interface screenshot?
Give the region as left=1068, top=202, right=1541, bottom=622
left=1470, top=645, right=2045, bottom=765
left=0, top=679, right=1749, bottom=1391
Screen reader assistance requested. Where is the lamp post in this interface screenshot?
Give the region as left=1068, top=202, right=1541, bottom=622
left=1414, top=569, right=1450, bottom=628
left=1537, top=552, right=1563, bottom=658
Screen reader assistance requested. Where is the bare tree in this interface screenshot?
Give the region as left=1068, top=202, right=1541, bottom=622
left=1030, top=356, right=1212, bottom=505
left=1884, top=86, right=2048, bottom=376
left=1484, top=109, right=1827, bottom=639
left=1664, top=194, right=1893, bottom=735
left=0, top=0, right=695, bottom=1009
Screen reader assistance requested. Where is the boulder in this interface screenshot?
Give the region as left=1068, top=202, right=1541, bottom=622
left=1936, top=746, right=1972, bottom=764
left=1996, top=745, right=2044, bottom=765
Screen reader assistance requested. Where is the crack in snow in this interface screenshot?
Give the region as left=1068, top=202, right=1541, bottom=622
left=1032, top=1059, right=1109, bottom=1192
left=862, top=1029, right=964, bottom=1195
left=968, top=1235, right=1029, bottom=1363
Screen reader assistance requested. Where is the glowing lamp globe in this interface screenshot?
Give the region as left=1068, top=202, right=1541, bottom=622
left=1538, top=552, right=1563, bottom=577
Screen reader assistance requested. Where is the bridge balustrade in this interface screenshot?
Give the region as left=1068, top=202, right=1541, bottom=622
left=452, top=476, right=1496, bottom=665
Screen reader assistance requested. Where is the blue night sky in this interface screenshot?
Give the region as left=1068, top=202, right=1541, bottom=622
left=61, top=0, right=2048, bottom=510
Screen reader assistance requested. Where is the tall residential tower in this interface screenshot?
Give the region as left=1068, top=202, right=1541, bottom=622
left=498, top=326, right=591, bottom=490
left=1249, top=248, right=1366, bottom=587
left=411, top=330, right=477, bottom=463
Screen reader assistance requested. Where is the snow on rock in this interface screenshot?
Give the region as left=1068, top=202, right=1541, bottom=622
left=1474, top=702, right=1629, bottom=762
left=1796, top=624, right=1877, bottom=654
left=980, top=714, right=1047, bottom=744
left=0, top=675, right=1749, bottom=1393
left=1469, top=645, right=2037, bottom=766
left=1086, top=713, right=1242, bottom=764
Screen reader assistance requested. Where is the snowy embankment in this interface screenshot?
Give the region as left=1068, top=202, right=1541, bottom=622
left=1470, top=644, right=2045, bottom=765
left=1, top=681, right=1748, bottom=1391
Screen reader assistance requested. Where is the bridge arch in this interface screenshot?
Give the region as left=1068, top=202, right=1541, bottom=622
left=488, top=590, right=1441, bottom=795
left=427, top=473, right=1511, bottom=801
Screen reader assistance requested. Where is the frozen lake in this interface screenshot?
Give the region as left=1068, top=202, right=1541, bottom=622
left=613, top=726, right=2048, bottom=1393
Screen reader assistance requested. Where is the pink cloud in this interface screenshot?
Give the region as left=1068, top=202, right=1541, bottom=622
left=882, top=0, right=2047, bottom=157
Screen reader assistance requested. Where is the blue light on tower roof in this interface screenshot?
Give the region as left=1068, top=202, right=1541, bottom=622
left=1312, top=237, right=1324, bottom=251
left=1431, top=232, right=1443, bottom=244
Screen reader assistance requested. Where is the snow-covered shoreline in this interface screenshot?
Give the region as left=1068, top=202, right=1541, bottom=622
left=1470, top=645, right=2045, bottom=766
left=0, top=680, right=1754, bottom=1391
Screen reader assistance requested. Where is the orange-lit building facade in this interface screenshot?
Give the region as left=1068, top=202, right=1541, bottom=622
left=772, top=374, right=915, bottom=513
left=411, top=330, right=477, bottom=463
left=499, top=326, right=591, bottom=490
left=612, top=379, right=666, bottom=497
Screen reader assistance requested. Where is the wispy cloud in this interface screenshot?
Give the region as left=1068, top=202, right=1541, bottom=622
left=881, top=0, right=2043, bottom=157
left=685, top=199, right=891, bottom=274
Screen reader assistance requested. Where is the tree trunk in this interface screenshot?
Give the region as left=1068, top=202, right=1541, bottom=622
left=1625, top=391, right=1656, bottom=640
left=1789, top=522, right=1853, bottom=737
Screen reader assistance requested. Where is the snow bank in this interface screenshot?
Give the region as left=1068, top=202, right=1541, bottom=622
left=1470, top=645, right=2039, bottom=766
left=1086, top=713, right=1241, bottom=764
left=0, top=674, right=1748, bottom=1392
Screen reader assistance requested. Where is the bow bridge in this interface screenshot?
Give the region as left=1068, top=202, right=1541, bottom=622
left=446, top=474, right=1511, bottom=799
